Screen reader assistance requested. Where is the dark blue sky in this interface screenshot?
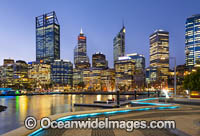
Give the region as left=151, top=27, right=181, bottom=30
left=0, top=0, right=200, bottom=68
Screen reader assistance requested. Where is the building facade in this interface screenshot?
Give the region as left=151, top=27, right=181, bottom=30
left=51, top=60, right=73, bottom=86
left=73, top=68, right=83, bottom=88
left=36, top=11, right=60, bottom=64
left=113, top=25, right=126, bottom=65
left=149, top=29, right=169, bottom=84
left=92, top=52, right=108, bottom=69
left=127, top=53, right=145, bottom=88
left=115, top=56, right=135, bottom=91
left=28, top=62, right=51, bottom=87
left=13, top=60, right=30, bottom=89
left=185, top=14, right=200, bottom=68
left=82, top=68, right=115, bottom=92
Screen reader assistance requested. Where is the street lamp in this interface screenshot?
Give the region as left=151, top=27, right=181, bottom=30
left=170, top=57, right=176, bottom=97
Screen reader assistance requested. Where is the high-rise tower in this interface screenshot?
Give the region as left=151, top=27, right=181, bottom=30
left=74, top=28, right=90, bottom=69
left=113, top=25, right=126, bottom=65
left=36, top=11, right=60, bottom=64
left=149, top=29, right=169, bottom=81
left=185, top=14, right=200, bottom=68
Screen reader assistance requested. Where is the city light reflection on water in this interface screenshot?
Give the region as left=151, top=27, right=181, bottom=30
left=0, top=94, right=114, bottom=135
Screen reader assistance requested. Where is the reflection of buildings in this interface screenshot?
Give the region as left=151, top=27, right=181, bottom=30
left=74, top=29, right=90, bottom=69
left=113, top=25, right=126, bottom=65
left=149, top=29, right=169, bottom=87
left=92, top=52, right=108, bottom=69
left=36, top=11, right=60, bottom=64
left=28, top=62, right=51, bottom=87
left=115, top=56, right=135, bottom=91
left=50, top=60, right=73, bottom=87
left=185, top=14, right=200, bottom=68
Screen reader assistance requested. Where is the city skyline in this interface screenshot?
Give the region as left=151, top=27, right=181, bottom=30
left=1, top=0, right=200, bottom=68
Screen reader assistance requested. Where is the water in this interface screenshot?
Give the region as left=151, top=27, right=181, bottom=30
left=0, top=94, right=116, bottom=135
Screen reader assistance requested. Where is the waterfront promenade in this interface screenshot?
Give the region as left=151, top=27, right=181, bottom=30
left=3, top=98, right=200, bottom=136
left=31, top=105, right=200, bottom=136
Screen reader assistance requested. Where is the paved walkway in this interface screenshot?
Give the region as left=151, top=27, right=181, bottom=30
left=40, top=105, right=200, bottom=136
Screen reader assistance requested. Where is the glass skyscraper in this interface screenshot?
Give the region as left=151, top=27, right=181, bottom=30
left=74, top=29, right=89, bottom=68
left=149, top=29, right=169, bottom=82
left=36, top=11, right=60, bottom=64
left=185, top=14, right=200, bottom=67
left=113, top=25, right=126, bottom=65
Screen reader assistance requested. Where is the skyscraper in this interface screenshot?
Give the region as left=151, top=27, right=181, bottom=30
left=36, top=11, right=60, bottom=64
left=115, top=56, right=135, bottom=91
left=74, top=28, right=90, bottom=69
left=185, top=14, right=200, bottom=67
left=149, top=30, right=169, bottom=82
left=113, top=25, right=126, bottom=65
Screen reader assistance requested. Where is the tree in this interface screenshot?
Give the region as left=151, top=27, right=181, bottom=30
left=183, top=69, right=200, bottom=91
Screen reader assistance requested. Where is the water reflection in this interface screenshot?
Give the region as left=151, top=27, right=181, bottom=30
left=0, top=94, right=112, bottom=135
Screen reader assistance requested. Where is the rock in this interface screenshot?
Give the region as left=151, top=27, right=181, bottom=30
left=0, top=105, right=7, bottom=112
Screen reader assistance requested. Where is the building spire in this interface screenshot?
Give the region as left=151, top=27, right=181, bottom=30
left=80, top=28, right=83, bottom=34
left=122, top=18, right=124, bottom=27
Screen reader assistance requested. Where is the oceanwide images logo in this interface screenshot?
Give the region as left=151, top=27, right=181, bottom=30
left=24, top=116, right=176, bottom=131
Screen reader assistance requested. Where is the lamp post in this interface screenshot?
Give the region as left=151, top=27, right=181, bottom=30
left=170, top=57, right=176, bottom=97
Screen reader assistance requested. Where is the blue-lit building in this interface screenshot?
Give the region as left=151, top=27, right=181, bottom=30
left=113, top=25, right=126, bottom=65
left=51, top=60, right=73, bottom=86
left=36, top=11, right=60, bottom=64
left=185, top=14, right=200, bottom=67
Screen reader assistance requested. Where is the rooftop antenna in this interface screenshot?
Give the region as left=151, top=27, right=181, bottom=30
left=122, top=18, right=125, bottom=28
left=80, top=27, right=83, bottom=34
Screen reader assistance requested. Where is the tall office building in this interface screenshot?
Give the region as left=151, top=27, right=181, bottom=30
left=113, top=25, right=126, bottom=65
left=74, top=29, right=90, bottom=69
left=149, top=30, right=169, bottom=81
left=115, top=56, right=135, bottom=91
left=92, top=52, right=108, bottom=69
left=36, top=11, right=60, bottom=64
left=185, top=14, right=200, bottom=67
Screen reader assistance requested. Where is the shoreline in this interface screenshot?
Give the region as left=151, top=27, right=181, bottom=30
left=0, top=91, right=157, bottom=96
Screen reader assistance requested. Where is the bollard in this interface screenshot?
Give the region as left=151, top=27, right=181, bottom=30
left=117, top=90, right=120, bottom=108
left=157, top=90, right=160, bottom=97
left=134, top=90, right=137, bottom=100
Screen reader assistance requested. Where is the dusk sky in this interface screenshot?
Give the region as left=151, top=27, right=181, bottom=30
left=0, top=0, right=200, bottom=68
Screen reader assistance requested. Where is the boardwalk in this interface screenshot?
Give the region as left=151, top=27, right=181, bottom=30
left=35, top=105, right=200, bottom=136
